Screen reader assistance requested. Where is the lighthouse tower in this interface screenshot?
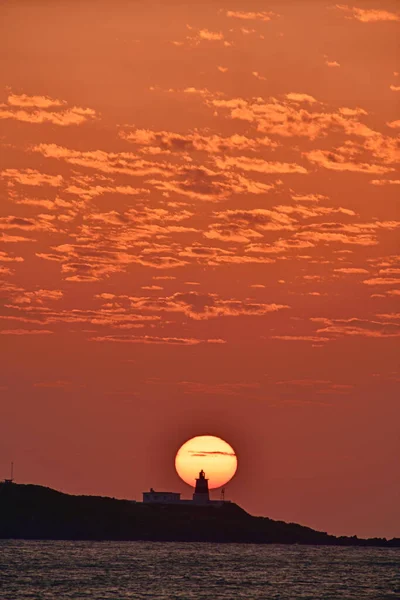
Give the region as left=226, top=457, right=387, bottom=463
left=193, top=469, right=210, bottom=504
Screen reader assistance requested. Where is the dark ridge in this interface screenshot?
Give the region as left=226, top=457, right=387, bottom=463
left=0, top=483, right=398, bottom=546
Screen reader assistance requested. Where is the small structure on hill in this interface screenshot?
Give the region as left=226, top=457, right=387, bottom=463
left=3, top=462, right=14, bottom=485
left=143, top=470, right=224, bottom=505
left=143, top=488, right=181, bottom=504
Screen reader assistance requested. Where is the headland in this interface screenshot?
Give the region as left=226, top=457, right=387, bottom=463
left=0, top=482, right=398, bottom=546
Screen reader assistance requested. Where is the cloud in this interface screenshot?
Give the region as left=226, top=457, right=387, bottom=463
left=126, top=291, right=289, bottom=320
left=210, top=93, right=378, bottom=140
left=363, top=277, right=400, bottom=286
left=370, top=179, right=400, bottom=186
left=272, top=335, right=330, bottom=342
left=387, top=120, right=400, bottom=129
left=325, top=60, right=340, bottom=67
left=295, top=230, right=377, bottom=246
left=276, top=379, right=331, bottom=386
left=305, top=149, right=393, bottom=173
left=184, top=26, right=229, bottom=46
left=33, top=380, right=72, bottom=388
left=208, top=209, right=296, bottom=241
left=315, top=317, right=400, bottom=338
left=334, top=268, right=369, bottom=274
left=274, top=204, right=356, bottom=218
left=285, top=93, right=318, bottom=104
left=89, top=335, right=226, bottom=345
left=0, top=215, right=58, bottom=234
left=335, top=5, right=400, bottom=23
left=0, top=93, right=97, bottom=126
left=11, top=289, right=63, bottom=305
left=1, top=234, right=35, bottom=243
left=33, top=143, right=175, bottom=179
left=0, top=329, right=53, bottom=335
left=291, top=193, right=328, bottom=203
left=7, top=94, right=65, bottom=108
left=274, top=315, right=400, bottom=342
left=215, top=155, right=308, bottom=174
left=149, top=168, right=277, bottom=202
left=252, top=71, right=267, bottom=81
left=226, top=10, right=276, bottom=22
left=188, top=450, right=236, bottom=456
left=179, top=381, right=259, bottom=396
left=120, top=128, right=277, bottom=154
left=376, top=313, right=400, bottom=321
left=65, top=181, right=149, bottom=202
left=198, top=29, right=224, bottom=41
left=0, top=251, right=24, bottom=262
left=276, top=379, right=354, bottom=395
left=1, top=169, right=63, bottom=187
left=37, top=239, right=190, bottom=281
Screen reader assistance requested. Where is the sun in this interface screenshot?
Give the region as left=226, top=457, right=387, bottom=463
left=175, top=435, right=237, bottom=489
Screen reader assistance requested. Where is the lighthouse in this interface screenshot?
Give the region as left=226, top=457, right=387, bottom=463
left=192, top=469, right=210, bottom=504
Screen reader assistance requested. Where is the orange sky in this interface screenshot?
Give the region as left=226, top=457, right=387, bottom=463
left=0, top=0, right=399, bottom=538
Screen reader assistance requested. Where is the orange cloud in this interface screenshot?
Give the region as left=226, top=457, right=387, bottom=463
left=0, top=215, right=57, bottom=233
left=125, top=291, right=289, bottom=320
left=335, top=5, right=400, bottom=23
left=177, top=381, right=260, bottom=395
left=316, top=317, right=400, bottom=338
left=272, top=335, right=330, bottom=342
left=305, top=149, right=393, bottom=174
left=226, top=10, right=276, bottom=22
left=2, top=169, right=63, bottom=187
left=120, top=128, right=277, bottom=153
left=0, top=251, right=24, bottom=263
left=334, top=268, right=369, bottom=274
left=363, top=277, right=400, bottom=286
left=7, top=94, right=65, bottom=108
left=33, top=144, right=174, bottom=179
left=295, top=231, right=377, bottom=246
left=210, top=93, right=380, bottom=141
left=215, top=155, right=308, bottom=174
left=89, top=335, right=226, bottom=345
left=198, top=29, right=224, bottom=41
left=0, top=329, right=53, bottom=335
left=0, top=93, right=97, bottom=126
left=387, top=120, right=400, bottom=129
left=33, top=380, right=72, bottom=388
left=291, top=193, right=329, bottom=202
left=1, top=234, right=35, bottom=243
left=325, top=60, right=340, bottom=67
left=370, top=179, right=400, bottom=186
left=286, top=93, right=318, bottom=104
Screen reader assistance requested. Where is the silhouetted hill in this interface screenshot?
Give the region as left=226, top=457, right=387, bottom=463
left=1, top=483, right=398, bottom=546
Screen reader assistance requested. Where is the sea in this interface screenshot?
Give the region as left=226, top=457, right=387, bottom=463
left=0, top=541, right=399, bottom=600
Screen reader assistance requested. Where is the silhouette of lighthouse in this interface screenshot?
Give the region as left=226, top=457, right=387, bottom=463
left=193, top=469, right=210, bottom=504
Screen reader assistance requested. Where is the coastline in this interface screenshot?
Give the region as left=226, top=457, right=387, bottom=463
left=1, top=483, right=399, bottom=547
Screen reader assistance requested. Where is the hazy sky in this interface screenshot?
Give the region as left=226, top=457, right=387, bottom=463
left=0, top=0, right=399, bottom=538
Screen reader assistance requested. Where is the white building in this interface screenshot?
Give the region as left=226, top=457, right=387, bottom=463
left=143, top=488, right=181, bottom=504
left=143, top=471, right=228, bottom=506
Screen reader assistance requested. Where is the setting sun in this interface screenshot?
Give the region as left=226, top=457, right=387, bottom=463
left=175, top=435, right=237, bottom=489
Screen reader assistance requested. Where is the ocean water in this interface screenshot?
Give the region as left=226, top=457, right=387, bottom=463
left=0, top=541, right=398, bottom=600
